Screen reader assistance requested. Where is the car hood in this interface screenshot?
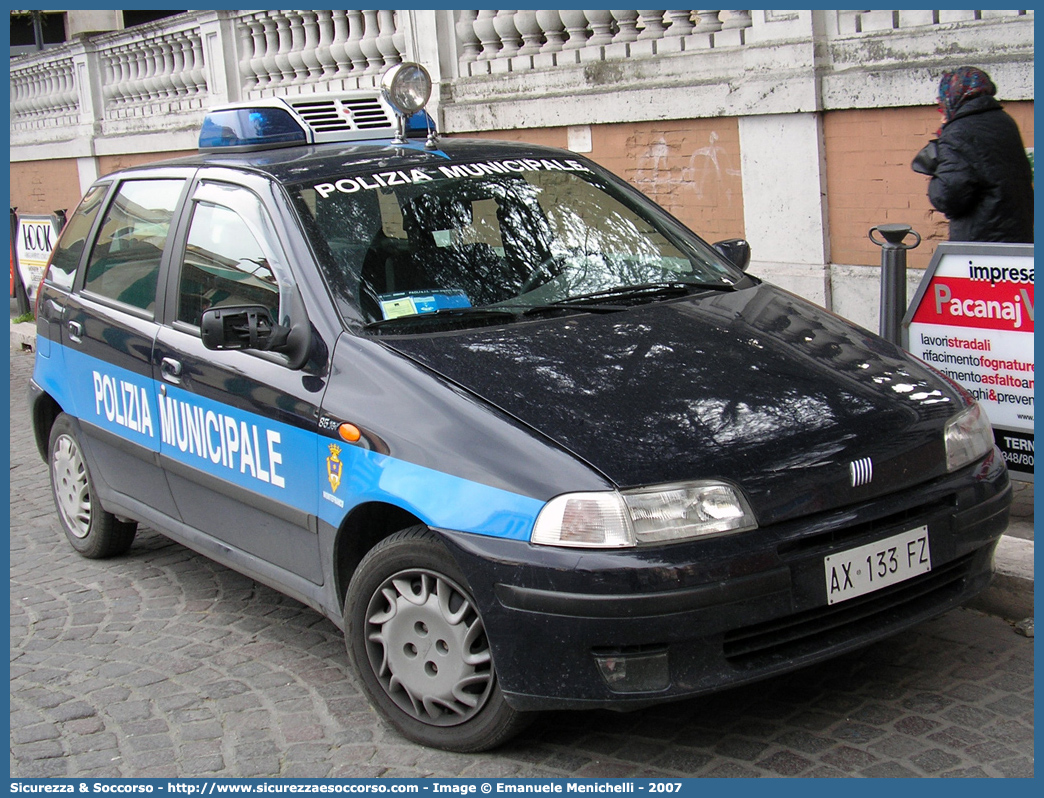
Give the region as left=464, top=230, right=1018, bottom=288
left=380, top=284, right=962, bottom=527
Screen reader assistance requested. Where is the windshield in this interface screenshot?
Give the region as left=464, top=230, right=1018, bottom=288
left=290, top=156, right=746, bottom=332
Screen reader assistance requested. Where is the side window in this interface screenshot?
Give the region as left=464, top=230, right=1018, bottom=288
left=47, top=184, right=109, bottom=291
left=82, top=179, right=185, bottom=312
left=177, top=195, right=281, bottom=328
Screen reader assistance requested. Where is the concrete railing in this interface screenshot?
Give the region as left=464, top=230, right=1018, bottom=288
left=236, top=10, right=406, bottom=97
left=9, top=9, right=1035, bottom=154
left=833, top=7, right=1030, bottom=34
left=100, top=17, right=209, bottom=124
left=10, top=53, right=79, bottom=134
left=454, top=10, right=752, bottom=75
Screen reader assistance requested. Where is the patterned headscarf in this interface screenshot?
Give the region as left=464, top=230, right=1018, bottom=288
left=937, top=67, right=997, bottom=124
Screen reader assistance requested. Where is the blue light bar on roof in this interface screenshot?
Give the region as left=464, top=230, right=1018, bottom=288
left=199, top=107, right=308, bottom=152
left=405, top=110, right=435, bottom=136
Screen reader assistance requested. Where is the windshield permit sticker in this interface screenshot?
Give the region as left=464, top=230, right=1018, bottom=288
left=379, top=290, right=471, bottom=319
left=313, top=159, right=593, bottom=199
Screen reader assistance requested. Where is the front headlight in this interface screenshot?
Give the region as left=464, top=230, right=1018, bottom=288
left=944, top=403, right=994, bottom=472
left=531, top=481, right=757, bottom=549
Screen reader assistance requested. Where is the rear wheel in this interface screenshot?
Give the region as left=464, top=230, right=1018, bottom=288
left=344, top=526, right=531, bottom=751
left=48, top=414, right=137, bottom=558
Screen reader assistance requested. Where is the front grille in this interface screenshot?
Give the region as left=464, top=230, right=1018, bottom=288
left=722, top=552, right=975, bottom=665
left=776, top=496, right=956, bottom=559
left=288, top=98, right=393, bottom=134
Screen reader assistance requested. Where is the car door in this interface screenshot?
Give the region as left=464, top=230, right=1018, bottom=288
left=153, top=177, right=323, bottom=584
left=59, top=174, right=189, bottom=519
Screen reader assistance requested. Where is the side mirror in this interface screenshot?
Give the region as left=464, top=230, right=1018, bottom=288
left=713, top=238, right=751, bottom=272
left=200, top=304, right=310, bottom=369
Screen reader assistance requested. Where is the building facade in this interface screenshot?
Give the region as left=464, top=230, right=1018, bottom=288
left=9, top=9, right=1034, bottom=329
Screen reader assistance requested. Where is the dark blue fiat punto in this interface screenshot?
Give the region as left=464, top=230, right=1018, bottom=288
left=29, top=64, right=1010, bottom=751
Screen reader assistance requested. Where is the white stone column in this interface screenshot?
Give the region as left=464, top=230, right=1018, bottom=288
left=398, top=9, right=459, bottom=124
left=403, top=9, right=458, bottom=81
left=738, top=112, right=831, bottom=307
left=70, top=39, right=103, bottom=191
left=77, top=157, right=100, bottom=196
left=70, top=39, right=102, bottom=133
left=65, top=11, right=121, bottom=38
left=198, top=10, right=242, bottom=105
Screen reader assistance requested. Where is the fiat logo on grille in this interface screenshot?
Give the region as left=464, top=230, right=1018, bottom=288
left=850, top=457, right=874, bottom=487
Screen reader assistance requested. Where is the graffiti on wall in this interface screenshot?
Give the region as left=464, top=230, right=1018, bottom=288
left=628, top=129, right=742, bottom=238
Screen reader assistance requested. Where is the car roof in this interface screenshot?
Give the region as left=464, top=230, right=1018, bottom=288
left=110, top=138, right=586, bottom=187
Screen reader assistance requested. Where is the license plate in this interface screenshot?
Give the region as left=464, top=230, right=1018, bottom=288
left=824, top=526, right=931, bottom=605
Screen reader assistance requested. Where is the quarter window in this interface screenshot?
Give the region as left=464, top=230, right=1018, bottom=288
left=83, top=179, right=185, bottom=312
left=47, top=184, right=108, bottom=291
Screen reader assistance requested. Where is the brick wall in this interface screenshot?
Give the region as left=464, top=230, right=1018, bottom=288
left=97, top=151, right=195, bottom=179
left=9, top=151, right=196, bottom=219
left=10, top=160, right=83, bottom=218
left=825, top=102, right=1034, bottom=271
left=598, top=119, right=744, bottom=246
left=14, top=105, right=1029, bottom=275
left=465, top=117, right=745, bottom=246
left=467, top=103, right=1033, bottom=274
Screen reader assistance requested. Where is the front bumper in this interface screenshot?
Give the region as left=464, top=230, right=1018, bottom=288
left=441, top=451, right=1011, bottom=711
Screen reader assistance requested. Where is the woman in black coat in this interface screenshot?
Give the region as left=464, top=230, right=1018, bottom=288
left=913, top=66, right=1033, bottom=243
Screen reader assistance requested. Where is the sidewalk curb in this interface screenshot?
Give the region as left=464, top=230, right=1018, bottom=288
left=11, top=321, right=1034, bottom=620
left=11, top=321, right=36, bottom=352
left=970, top=533, right=1034, bottom=622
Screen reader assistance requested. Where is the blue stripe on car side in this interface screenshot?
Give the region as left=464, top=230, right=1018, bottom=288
left=37, top=343, right=544, bottom=540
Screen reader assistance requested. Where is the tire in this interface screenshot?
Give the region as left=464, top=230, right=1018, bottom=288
left=48, top=413, right=137, bottom=559
left=344, top=526, right=532, bottom=751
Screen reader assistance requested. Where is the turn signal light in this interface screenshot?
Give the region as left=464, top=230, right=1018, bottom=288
left=338, top=423, right=362, bottom=443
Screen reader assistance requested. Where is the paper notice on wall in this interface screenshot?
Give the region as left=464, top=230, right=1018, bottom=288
left=15, top=214, right=62, bottom=302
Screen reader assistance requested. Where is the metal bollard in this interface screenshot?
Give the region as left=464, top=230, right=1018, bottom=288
left=869, top=223, right=920, bottom=345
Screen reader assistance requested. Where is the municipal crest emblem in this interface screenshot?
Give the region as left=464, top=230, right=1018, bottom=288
left=326, top=444, right=343, bottom=493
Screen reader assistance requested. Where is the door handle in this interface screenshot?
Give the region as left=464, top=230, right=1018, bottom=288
left=161, top=357, right=183, bottom=382
left=66, top=321, right=83, bottom=343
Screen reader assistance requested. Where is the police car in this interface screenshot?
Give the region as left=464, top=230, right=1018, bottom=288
left=29, top=63, right=1011, bottom=752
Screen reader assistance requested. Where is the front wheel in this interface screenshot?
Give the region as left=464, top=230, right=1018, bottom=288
left=344, top=526, right=531, bottom=751
left=48, top=413, right=137, bottom=559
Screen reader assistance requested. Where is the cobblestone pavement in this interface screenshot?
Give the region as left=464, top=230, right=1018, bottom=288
left=9, top=349, right=1034, bottom=779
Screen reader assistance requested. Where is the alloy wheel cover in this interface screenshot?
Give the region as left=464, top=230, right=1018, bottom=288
left=364, top=568, right=494, bottom=726
left=52, top=434, right=92, bottom=539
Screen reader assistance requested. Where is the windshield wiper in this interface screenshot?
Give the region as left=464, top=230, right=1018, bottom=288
left=491, top=302, right=626, bottom=318
left=556, top=281, right=735, bottom=306
left=364, top=307, right=517, bottom=333
left=363, top=281, right=736, bottom=333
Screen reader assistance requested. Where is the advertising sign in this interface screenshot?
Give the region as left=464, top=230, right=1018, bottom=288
left=903, top=242, right=1033, bottom=480
left=14, top=213, right=62, bottom=304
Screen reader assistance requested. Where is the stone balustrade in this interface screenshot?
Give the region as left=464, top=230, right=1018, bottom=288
left=455, top=10, right=754, bottom=75
left=101, top=26, right=207, bottom=117
left=9, top=8, right=1034, bottom=332
left=10, top=54, right=79, bottom=133
left=236, top=10, right=405, bottom=98
left=8, top=8, right=1034, bottom=151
